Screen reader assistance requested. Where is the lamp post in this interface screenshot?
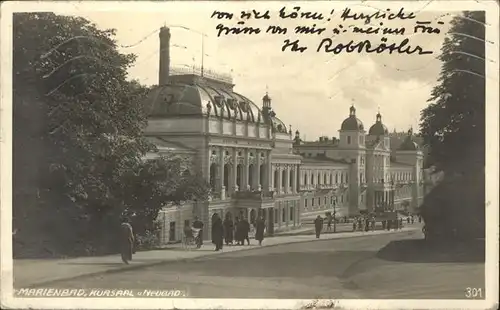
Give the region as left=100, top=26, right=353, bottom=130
left=333, top=199, right=337, bottom=233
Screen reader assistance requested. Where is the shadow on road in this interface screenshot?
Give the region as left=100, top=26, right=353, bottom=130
left=376, top=238, right=485, bottom=263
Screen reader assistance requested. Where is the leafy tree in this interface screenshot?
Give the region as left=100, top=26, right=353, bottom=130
left=420, top=11, right=485, bottom=174
left=419, top=11, right=485, bottom=240
left=13, top=13, right=209, bottom=257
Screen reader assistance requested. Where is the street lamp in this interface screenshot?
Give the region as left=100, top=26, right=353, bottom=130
left=333, top=199, right=337, bottom=233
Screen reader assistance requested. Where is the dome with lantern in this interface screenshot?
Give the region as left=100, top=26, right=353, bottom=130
left=368, top=112, right=388, bottom=136
left=340, top=106, right=364, bottom=131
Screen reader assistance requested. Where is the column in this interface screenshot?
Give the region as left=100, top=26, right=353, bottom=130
left=284, top=165, right=290, bottom=194
left=286, top=204, right=289, bottom=227
left=265, top=151, right=272, bottom=193
left=277, top=165, right=283, bottom=195
left=243, top=149, right=250, bottom=191
left=292, top=166, right=298, bottom=194
left=219, top=147, right=225, bottom=199
left=254, top=154, right=261, bottom=191
left=230, top=148, right=238, bottom=193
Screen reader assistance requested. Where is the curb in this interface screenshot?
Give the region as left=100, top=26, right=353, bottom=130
left=21, top=228, right=421, bottom=288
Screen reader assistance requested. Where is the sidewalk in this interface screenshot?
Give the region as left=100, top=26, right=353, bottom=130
left=14, top=225, right=422, bottom=288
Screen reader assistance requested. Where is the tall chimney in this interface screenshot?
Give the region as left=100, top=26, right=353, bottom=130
left=158, top=27, right=171, bottom=85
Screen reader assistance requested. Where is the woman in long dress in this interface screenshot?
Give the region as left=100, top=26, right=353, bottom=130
left=223, top=215, right=234, bottom=245
left=120, top=218, right=135, bottom=264
left=255, top=216, right=266, bottom=246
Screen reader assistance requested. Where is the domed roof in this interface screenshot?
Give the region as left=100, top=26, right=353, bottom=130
left=143, top=76, right=264, bottom=123
left=368, top=112, right=388, bottom=136
left=340, top=106, right=364, bottom=131
left=271, top=116, right=289, bottom=134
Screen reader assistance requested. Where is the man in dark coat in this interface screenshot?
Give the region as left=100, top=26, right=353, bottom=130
left=223, top=214, right=234, bottom=245
left=211, top=214, right=224, bottom=251
left=314, top=215, right=323, bottom=238
left=241, top=217, right=251, bottom=245
left=120, top=218, right=135, bottom=264
left=255, top=216, right=266, bottom=246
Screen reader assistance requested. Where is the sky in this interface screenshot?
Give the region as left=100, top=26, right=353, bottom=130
left=73, top=1, right=458, bottom=140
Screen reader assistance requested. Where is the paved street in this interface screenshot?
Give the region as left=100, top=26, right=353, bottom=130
left=36, top=230, right=485, bottom=299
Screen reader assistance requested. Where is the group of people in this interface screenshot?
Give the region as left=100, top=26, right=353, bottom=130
left=352, top=216, right=377, bottom=232
left=210, top=213, right=267, bottom=251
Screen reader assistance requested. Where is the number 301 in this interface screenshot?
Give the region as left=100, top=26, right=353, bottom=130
left=465, top=287, right=483, bottom=298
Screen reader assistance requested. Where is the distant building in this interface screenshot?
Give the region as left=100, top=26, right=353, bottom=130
left=294, top=107, right=425, bottom=220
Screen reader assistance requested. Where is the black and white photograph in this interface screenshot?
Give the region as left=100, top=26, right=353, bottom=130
left=1, top=1, right=498, bottom=309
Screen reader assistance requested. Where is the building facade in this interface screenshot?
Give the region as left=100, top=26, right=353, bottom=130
left=145, top=27, right=425, bottom=244
left=293, top=106, right=425, bottom=218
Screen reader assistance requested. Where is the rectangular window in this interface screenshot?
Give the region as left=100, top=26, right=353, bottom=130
left=318, top=198, right=321, bottom=205
left=274, top=209, right=278, bottom=223
left=312, top=198, right=315, bottom=206
left=305, top=199, right=308, bottom=207
left=290, top=207, right=294, bottom=221
left=347, top=136, right=351, bottom=144
left=324, top=197, right=327, bottom=205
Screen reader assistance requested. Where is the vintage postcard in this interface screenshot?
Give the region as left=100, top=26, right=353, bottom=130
left=1, top=0, right=498, bottom=309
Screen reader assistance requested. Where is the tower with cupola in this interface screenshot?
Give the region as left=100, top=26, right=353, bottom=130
left=338, top=105, right=366, bottom=215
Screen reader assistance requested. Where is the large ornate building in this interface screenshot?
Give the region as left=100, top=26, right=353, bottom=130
left=144, top=27, right=425, bottom=244
left=144, top=27, right=301, bottom=243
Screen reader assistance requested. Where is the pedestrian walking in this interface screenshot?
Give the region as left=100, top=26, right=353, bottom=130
left=314, top=215, right=323, bottom=238
left=411, top=216, right=415, bottom=224
left=120, top=217, right=135, bottom=265
left=364, top=217, right=370, bottom=232
left=371, top=217, right=376, bottom=231
left=407, top=217, right=410, bottom=224
left=241, top=217, right=251, bottom=245
left=192, top=216, right=204, bottom=248
left=327, top=214, right=333, bottom=232
left=234, top=217, right=242, bottom=245
left=223, top=214, right=234, bottom=245
left=399, top=218, right=403, bottom=230
left=352, top=219, right=357, bottom=231
left=255, top=216, right=266, bottom=246
left=211, top=214, right=224, bottom=251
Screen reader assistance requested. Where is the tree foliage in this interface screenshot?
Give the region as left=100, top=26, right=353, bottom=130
left=419, top=11, right=485, bottom=240
left=13, top=13, right=209, bottom=257
left=420, top=11, right=485, bottom=175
